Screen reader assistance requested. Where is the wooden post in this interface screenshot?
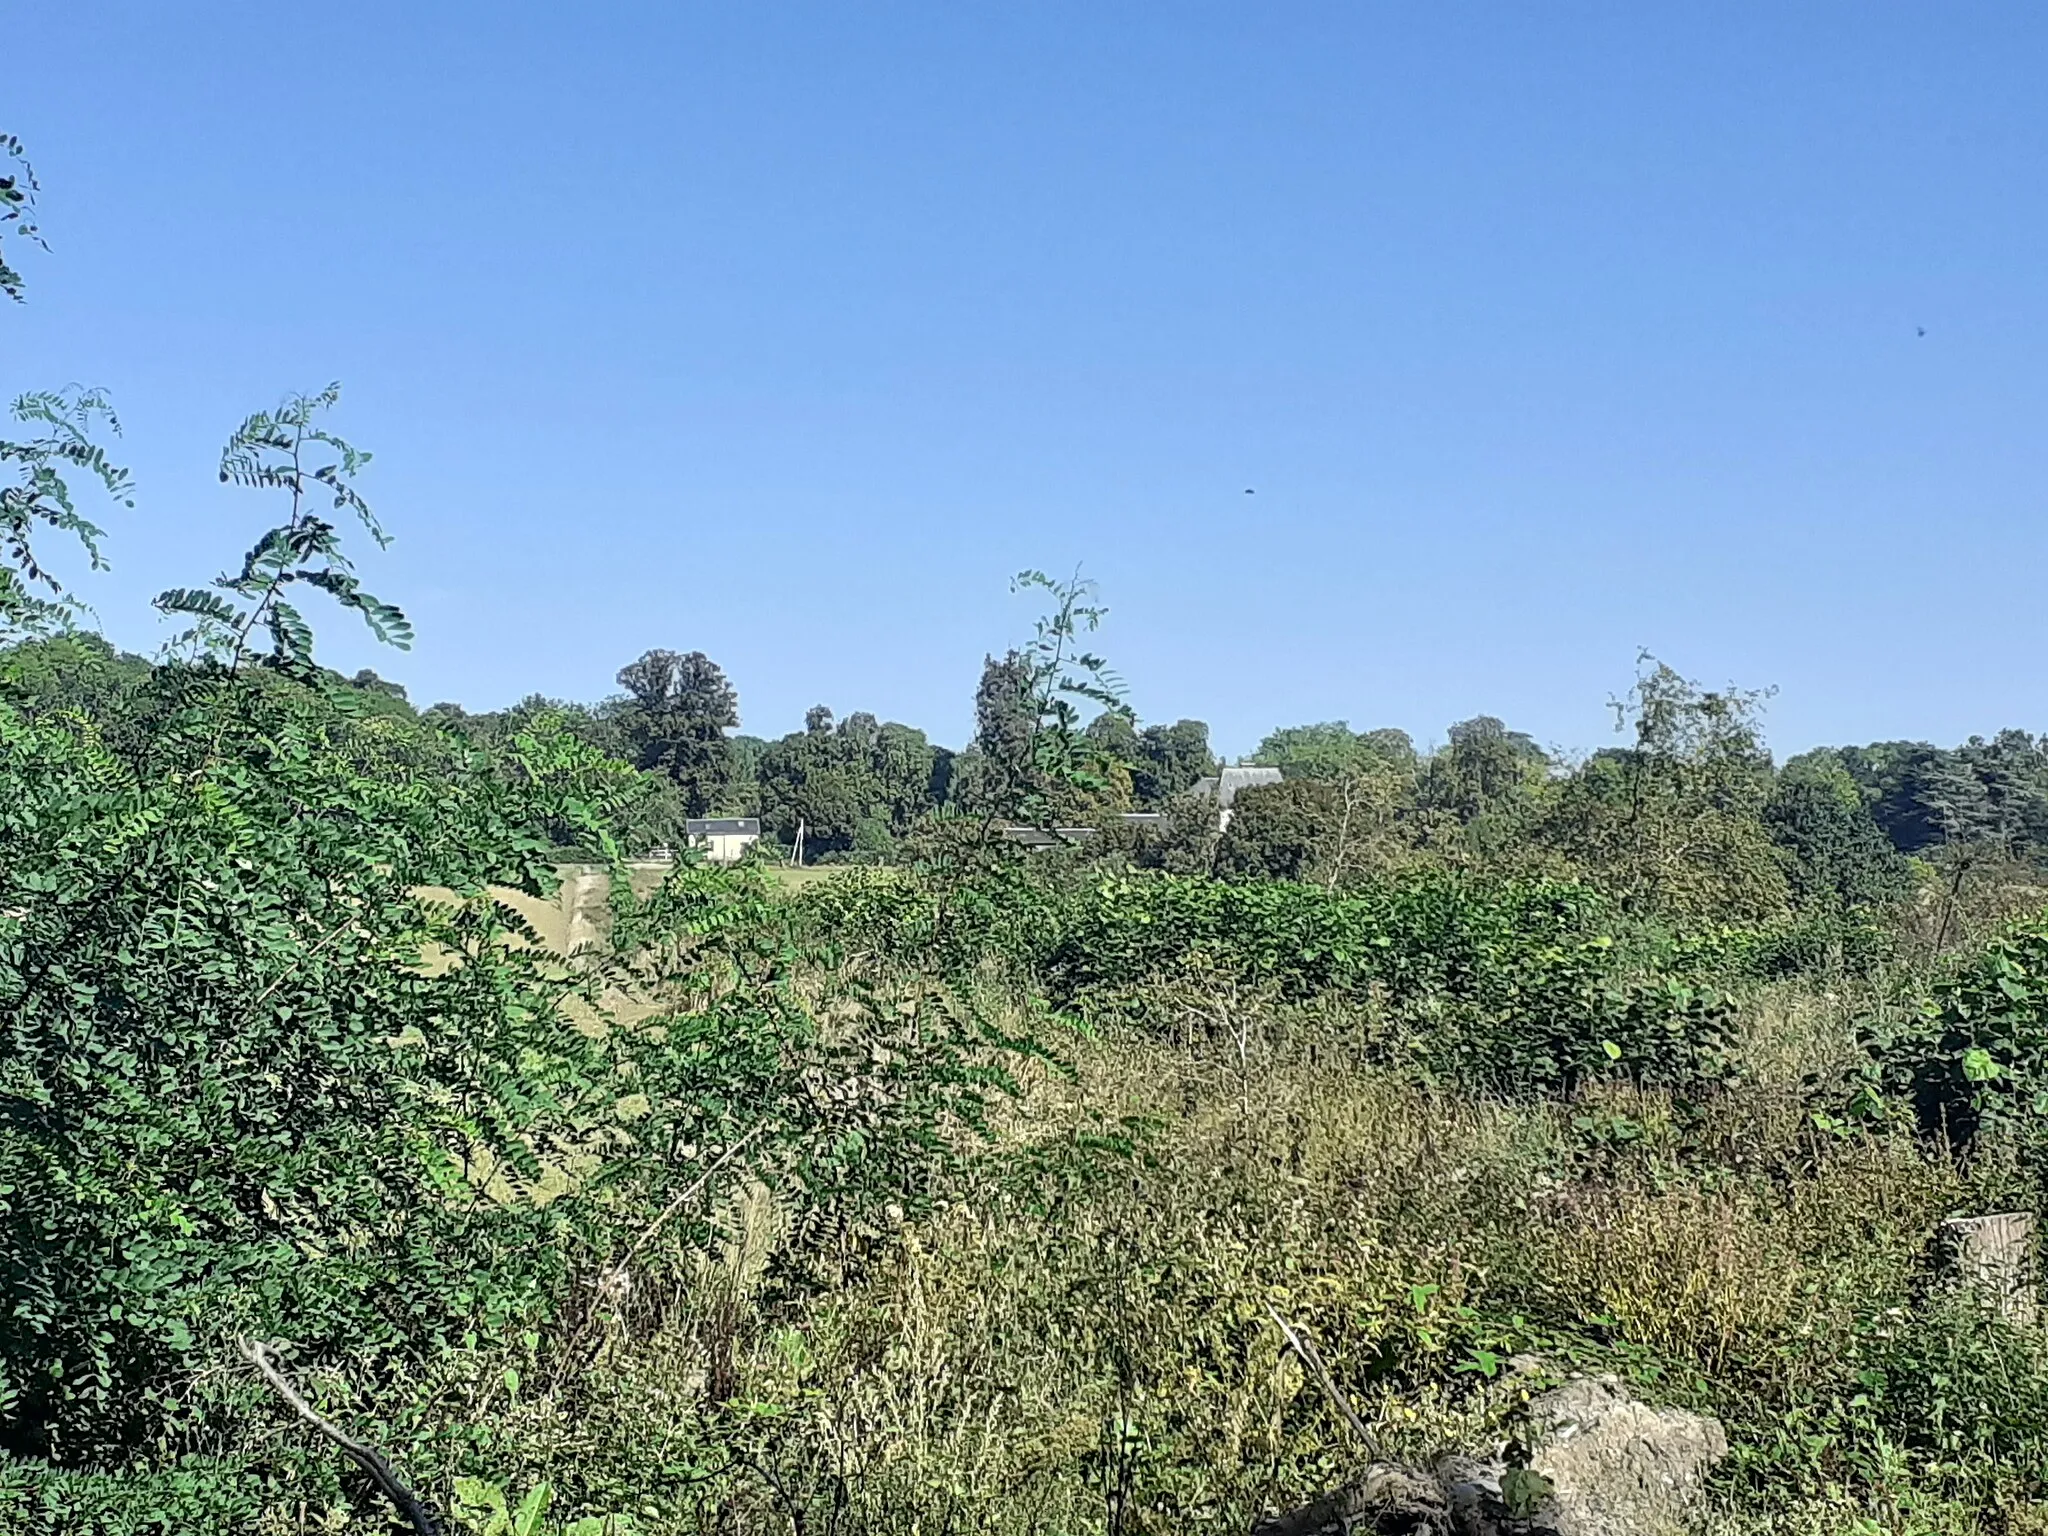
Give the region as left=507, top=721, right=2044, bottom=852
left=1940, top=1212, right=2037, bottom=1324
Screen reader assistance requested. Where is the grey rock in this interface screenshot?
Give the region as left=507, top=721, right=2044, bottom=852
left=1250, top=1376, right=1725, bottom=1536
left=1523, top=1377, right=1727, bottom=1536
left=1251, top=1464, right=1449, bottom=1536
left=1252, top=1455, right=1558, bottom=1536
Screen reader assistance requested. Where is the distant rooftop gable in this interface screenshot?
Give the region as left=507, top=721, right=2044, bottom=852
left=997, top=824, right=1100, bottom=849
left=686, top=818, right=760, bottom=837
left=1186, top=765, right=1283, bottom=809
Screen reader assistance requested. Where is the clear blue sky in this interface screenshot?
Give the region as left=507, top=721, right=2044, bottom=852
left=9, top=4, right=2046, bottom=759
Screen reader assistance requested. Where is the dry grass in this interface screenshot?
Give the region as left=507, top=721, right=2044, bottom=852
left=443, top=980, right=2046, bottom=1536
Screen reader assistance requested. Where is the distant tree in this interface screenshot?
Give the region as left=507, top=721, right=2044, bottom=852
left=726, top=732, right=770, bottom=813
left=960, top=573, right=1129, bottom=825
left=0, top=631, right=150, bottom=718
left=1216, top=766, right=1415, bottom=888
left=1955, top=730, right=2048, bottom=859
left=1361, top=728, right=1419, bottom=770
left=928, top=744, right=957, bottom=808
left=1918, top=748, right=2005, bottom=852
left=1215, top=778, right=1340, bottom=882
left=1086, top=711, right=1214, bottom=809
left=347, top=667, right=406, bottom=700
left=1411, top=716, right=1550, bottom=864
left=1075, top=710, right=1142, bottom=816
left=756, top=705, right=942, bottom=858
left=1909, top=741, right=2031, bottom=951
left=874, top=719, right=946, bottom=825
left=1766, top=759, right=1915, bottom=914
left=430, top=692, right=626, bottom=761
left=760, top=742, right=870, bottom=856
left=1818, top=732, right=2048, bottom=947
left=615, top=648, right=739, bottom=815
left=958, top=651, right=1037, bottom=817
left=1129, top=790, right=1223, bottom=874
left=1541, top=657, right=1788, bottom=923
left=1135, top=719, right=1216, bottom=804
left=1420, top=716, right=1545, bottom=820
left=1254, top=721, right=1413, bottom=781
left=1254, top=721, right=1357, bottom=779
left=338, top=667, right=416, bottom=720
left=1824, top=741, right=1969, bottom=855
left=1084, top=710, right=1142, bottom=773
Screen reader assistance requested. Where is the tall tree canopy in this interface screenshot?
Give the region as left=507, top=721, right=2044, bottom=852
left=1254, top=721, right=1415, bottom=781
left=756, top=706, right=943, bottom=858
left=614, top=648, right=740, bottom=815
left=1541, top=659, right=1788, bottom=923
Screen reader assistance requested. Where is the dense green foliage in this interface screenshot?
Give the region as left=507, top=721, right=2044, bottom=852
left=754, top=707, right=945, bottom=858
left=1859, top=915, right=2048, bottom=1170
left=0, top=659, right=1019, bottom=1526
left=612, top=649, right=740, bottom=816
left=0, top=667, right=602, bottom=1459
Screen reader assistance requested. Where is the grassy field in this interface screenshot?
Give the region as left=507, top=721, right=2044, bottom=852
left=453, top=966, right=2048, bottom=1535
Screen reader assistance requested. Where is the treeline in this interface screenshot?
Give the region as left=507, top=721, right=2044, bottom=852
left=326, top=642, right=2048, bottom=950
left=397, top=646, right=1220, bottom=859
left=1218, top=671, right=2048, bottom=950
left=32, top=628, right=2048, bottom=950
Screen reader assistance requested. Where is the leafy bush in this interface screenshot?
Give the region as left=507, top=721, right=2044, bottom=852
left=1864, top=1297, right=2048, bottom=1495
left=809, top=866, right=1735, bottom=1095
left=1856, top=913, right=2048, bottom=1162
left=1040, top=874, right=1735, bottom=1093
left=0, top=667, right=1018, bottom=1476
left=0, top=669, right=630, bottom=1461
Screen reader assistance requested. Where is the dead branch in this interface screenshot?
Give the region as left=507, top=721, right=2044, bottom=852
left=240, top=1337, right=444, bottom=1536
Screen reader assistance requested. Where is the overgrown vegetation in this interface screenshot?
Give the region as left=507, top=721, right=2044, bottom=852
left=7, top=131, right=2048, bottom=1536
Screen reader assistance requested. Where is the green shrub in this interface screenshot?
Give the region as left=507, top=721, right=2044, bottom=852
left=1040, top=873, right=1736, bottom=1094
left=809, top=866, right=1736, bottom=1096
left=1854, top=1295, right=2048, bottom=1505
left=0, top=670, right=630, bottom=1462
left=1856, top=913, right=2048, bottom=1161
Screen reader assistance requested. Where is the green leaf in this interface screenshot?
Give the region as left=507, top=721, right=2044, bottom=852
left=1501, top=1467, right=1554, bottom=1518
left=511, top=1483, right=552, bottom=1536
left=266, top=598, right=314, bottom=661
left=152, top=587, right=239, bottom=625
left=453, top=1478, right=510, bottom=1536
left=1962, top=1046, right=2002, bottom=1083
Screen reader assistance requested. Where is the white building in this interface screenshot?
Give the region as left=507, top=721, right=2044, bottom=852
left=685, top=817, right=761, bottom=865
left=1184, top=765, right=1284, bottom=831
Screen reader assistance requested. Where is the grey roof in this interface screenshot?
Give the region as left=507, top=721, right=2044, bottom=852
left=1187, top=765, right=1283, bottom=809
left=686, top=818, right=761, bottom=836
left=997, top=824, right=1100, bottom=849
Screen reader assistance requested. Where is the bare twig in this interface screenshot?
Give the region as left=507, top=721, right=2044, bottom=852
left=1324, top=773, right=1360, bottom=894
left=1264, top=1301, right=1378, bottom=1459
left=240, top=1338, right=444, bottom=1536
left=609, top=1123, right=768, bottom=1284
left=250, top=916, right=357, bottom=1010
